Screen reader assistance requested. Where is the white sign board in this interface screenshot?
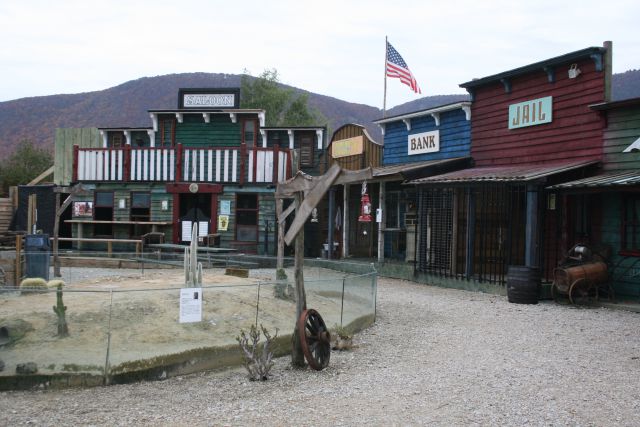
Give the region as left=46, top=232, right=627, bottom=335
left=220, top=200, right=231, bottom=215
left=179, top=288, right=202, bottom=323
left=408, top=130, right=440, bottom=155
left=508, top=96, right=553, bottom=129
left=183, top=93, right=235, bottom=108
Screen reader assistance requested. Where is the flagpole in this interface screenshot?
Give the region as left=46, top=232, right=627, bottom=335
left=383, top=36, right=388, bottom=118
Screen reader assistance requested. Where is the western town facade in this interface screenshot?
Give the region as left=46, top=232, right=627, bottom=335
left=54, top=88, right=325, bottom=256
left=410, top=42, right=614, bottom=293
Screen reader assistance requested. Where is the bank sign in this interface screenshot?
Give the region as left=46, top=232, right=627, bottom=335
left=508, top=96, right=553, bottom=129
left=408, top=130, right=440, bottom=155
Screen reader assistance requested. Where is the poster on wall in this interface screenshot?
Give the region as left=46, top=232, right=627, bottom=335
left=179, top=288, right=202, bottom=323
left=218, top=215, right=229, bottom=231
left=220, top=200, right=231, bottom=215
left=73, top=201, right=93, bottom=217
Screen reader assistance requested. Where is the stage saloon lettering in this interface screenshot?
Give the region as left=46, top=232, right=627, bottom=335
left=408, top=130, right=440, bottom=155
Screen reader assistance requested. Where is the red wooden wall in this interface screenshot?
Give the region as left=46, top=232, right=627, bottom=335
left=470, top=57, right=606, bottom=166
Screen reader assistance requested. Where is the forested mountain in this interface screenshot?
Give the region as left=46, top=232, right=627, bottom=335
left=0, top=70, right=638, bottom=156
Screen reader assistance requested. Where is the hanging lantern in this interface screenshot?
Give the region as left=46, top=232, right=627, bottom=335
left=358, top=181, right=372, bottom=222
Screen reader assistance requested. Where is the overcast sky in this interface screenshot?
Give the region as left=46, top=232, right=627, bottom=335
left=1, top=0, right=639, bottom=108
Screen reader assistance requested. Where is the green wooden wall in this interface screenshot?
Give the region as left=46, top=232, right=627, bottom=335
left=602, top=105, right=640, bottom=171
left=174, top=114, right=241, bottom=147
left=601, top=193, right=640, bottom=298
left=54, top=127, right=100, bottom=185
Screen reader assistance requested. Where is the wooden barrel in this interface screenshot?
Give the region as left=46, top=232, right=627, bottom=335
left=507, top=265, right=541, bottom=304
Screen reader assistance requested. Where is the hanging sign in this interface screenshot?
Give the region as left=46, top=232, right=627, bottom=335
left=179, top=288, right=202, bottom=323
left=332, top=136, right=364, bottom=158
left=408, top=130, right=440, bottom=155
left=218, top=215, right=229, bottom=231
left=509, top=96, right=553, bottom=129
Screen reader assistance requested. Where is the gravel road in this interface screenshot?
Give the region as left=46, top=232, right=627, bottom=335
left=2, top=277, right=640, bottom=426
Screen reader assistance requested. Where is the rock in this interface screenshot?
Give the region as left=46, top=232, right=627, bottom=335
left=16, top=362, right=38, bottom=375
left=0, top=359, right=4, bottom=371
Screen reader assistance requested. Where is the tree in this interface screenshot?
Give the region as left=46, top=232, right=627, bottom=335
left=0, top=140, right=53, bottom=195
left=241, top=69, right=326, bottom=127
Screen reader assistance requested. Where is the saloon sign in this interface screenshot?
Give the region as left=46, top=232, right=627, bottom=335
left=408, top=130, right=440, bottom=155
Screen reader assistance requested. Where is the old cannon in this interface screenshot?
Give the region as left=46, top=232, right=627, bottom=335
left=552, top=244, right=613, bottom=305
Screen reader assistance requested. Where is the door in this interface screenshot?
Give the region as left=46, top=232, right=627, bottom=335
left=179, top=193, right=211, bottom=243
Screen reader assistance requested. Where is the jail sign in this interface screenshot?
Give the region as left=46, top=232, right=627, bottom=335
left=509, top=96, right=553, bottom=129
left=408, top=130, right=440, bottom=155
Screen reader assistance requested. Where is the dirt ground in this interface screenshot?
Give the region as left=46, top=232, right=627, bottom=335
left=0, top=267, right=373, bottom=379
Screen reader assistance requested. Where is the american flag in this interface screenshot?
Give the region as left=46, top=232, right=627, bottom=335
left=386, top=41, right=422, bottom=94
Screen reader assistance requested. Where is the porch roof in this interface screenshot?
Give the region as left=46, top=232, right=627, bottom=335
left=408, top=159, right=599, bottom=184
left=546, top=170, right=640, bottom=190
left=372, top=157, right=472, bottom=181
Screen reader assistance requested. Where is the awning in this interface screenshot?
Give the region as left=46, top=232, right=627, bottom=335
left=372, top=157, right=471, bottom=181
left=408, top=159, right=599, bottom=184
left=547, top=170, right=640, bottom=190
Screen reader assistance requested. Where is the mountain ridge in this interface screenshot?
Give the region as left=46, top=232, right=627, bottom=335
left=1, top=70, right=639, bottom=156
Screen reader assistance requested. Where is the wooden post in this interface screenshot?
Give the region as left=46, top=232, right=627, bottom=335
left=175, top=143, right=183, bottom=183
left=343, top=183, right=349, bottom=258
left=525, top=184, right=539, bottom=267
left=124, top=144, right=132, bottom=182
left=27, top=194, right=37, bottom=234
left=239, top=143, right=247, bottom=185
left=377, top=181, right=385, bottom=262
left=273, top=144, right=280, bottom=184
left=276, top=198, right=284, bottom=270
left=15, top=234, right=22, bottom=283
left=72, top=145, right=79, bottom=182
left=291, top=191, right=307, bottom=367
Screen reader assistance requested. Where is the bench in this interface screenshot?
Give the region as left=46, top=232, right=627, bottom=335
left=51, top=237, right=142, bottom=256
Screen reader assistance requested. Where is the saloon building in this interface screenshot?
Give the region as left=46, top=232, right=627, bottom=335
left=54, top=88, right=326, bottom=255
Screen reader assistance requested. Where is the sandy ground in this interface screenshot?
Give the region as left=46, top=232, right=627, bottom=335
left=0, top=267, right=374, bottom=377
left=1, top=276, right=640, bottom=426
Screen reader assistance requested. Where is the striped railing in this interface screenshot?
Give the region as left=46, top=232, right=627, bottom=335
left=73, top=144, right=291, bottom=184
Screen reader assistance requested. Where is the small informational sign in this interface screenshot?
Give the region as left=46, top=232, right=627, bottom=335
left=376, top=208, right=382, bottom=223
left=179, top=288, right=202, bottom=323
left=509, top=96, right=553, bottom=129
left=408, top=130, right=440, bottom=155
left=220, top=200, right=231, bottom=215
left=218, top=215, right=229, bottom=231
left=332, top=136, right=364, bottom=158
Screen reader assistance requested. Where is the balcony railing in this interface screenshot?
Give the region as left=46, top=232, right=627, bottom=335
left=73, top=144, right=292, bottom=184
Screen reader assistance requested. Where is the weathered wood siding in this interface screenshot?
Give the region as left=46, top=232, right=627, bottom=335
left=0, top=198, right=13, bottom=233
left=470, top=57, right=605, bottom=166
left=383, top=109, right=471, bottom=165
left=175, top=114, right=241, bottom=147
left=602, top=105, right=640, bottom=171
left=327, top=124, right=382, bottom=171
left=55, top=128, right=100, bottom=185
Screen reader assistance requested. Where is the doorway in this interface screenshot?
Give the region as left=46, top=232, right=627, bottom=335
left=179, top=193, right=211, bottom=243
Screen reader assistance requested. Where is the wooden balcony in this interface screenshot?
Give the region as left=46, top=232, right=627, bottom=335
left=73, top=143, right=292, bottom=185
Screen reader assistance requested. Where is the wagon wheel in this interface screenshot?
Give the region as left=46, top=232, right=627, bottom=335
left=569, top=278, right=594, bottom=305
left=297, top=308, right=331, bottom=371
left=551, top=282, right=570, bottom=305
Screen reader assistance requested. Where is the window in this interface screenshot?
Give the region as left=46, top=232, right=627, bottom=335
left=299, top=134, right=314, bottom=167
left=242, top=119, right=256, bottom=148
left=160, top=118, right=175, bottom=147
left=110, top=133, right=124, bottom=148
left=622, top=195, right=640, bottom=254
left=236, top=194, right=258, bottom=242
left=94, top=191, right=114, bottom=236
left=130, top=192, right=151, bottom=238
